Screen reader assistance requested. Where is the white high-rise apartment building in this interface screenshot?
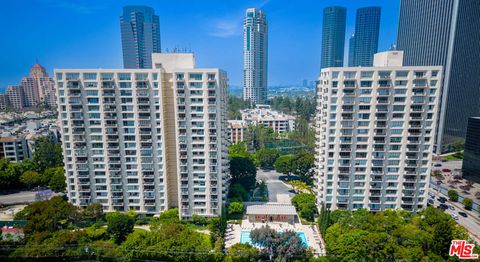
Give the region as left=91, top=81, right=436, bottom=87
left=55, top=53, right=229, bottom=218
left=314, top=51, right=442, bottom=212
left=243, top=8, right=268, bottom=105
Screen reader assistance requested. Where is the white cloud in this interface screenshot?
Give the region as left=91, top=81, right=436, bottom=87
left=208, top=19, right=241, bottom=38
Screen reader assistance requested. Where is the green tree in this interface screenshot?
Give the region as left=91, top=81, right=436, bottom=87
left=254, top=148, right=279, bottom=169
left=209, top=216, right=226, bottom=244
left=448, top=189, right=459, bottom=201
left=32, top=137, right=63, bottom=172
left=463, top=197, right=473, bottom=210
left=228, top=201, right=243, bottom=215
left=291, top=150, right=314, bottom=183
left=230, top=156, right=257, bottom=190
left=14, top=196, right=79, bottom=234
left=229, top=142, right=252, bottom=158
left=106, top=212, right=134, bottom=244
left=225, top=243, right=260, bottom=262
left=82, top=203, right=104, bottom=223
left=10, top=230, right=89, bottom=259
left=192, top=214, right=207, bottom=226
left=20, top=170, right=42, bottom=189
left=244, top=125, right=276, bottom=150
left=274, top=154, right=294, bottom=178
left=451, top=139, right=464, bottom=153
left=432, top=220, right=454, bottom=259
left=250, top=225, right=309, bottom=261
left=121, top=223, right=213, bottom=262
left=0, top=159, right=34, bottom=190
left=151, top=208, right=180, bottom=230
left=228, top=96, right=250, bottom=120
left=228, top=183, right=249, bottom=201
left=48, top=167, right=66, bottom=192
left=288, top=117, right=316, bottom=151
left=317, top=204, right=330, bottom=235
left=291, top=194, right=317, bottom=221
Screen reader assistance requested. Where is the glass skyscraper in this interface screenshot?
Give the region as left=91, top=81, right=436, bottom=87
left=243, top=8, right=268, bottom=105
left=397, top=0, right=480, bottom=152
left=320, top=6, right=346, bottom=69
left=120, top=6, right=161, bottom=69
left=348, top=7, right=381, bottom=67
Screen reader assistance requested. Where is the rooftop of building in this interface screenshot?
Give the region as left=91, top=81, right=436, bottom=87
left=246, top=203, right=297, bottom=216
left=228, top=120, right=247, bottom=129
left=241, top=105, right=295, bottom=122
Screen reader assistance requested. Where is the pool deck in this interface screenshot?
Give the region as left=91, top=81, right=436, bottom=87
left=225, top=220, right=326, bottom=256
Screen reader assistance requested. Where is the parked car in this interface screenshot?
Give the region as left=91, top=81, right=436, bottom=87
left=427, top=199, right=434, bottom=205
left=451, top=214, right=459, bottom=220
left=438, top=196, right=447, bottom=202
left=439, top=203, right=448, bottom=210
left=458, top=212, right=468, bottom=218
left=434, top=163, right=442, bottom=167
left=448, top=205, right=455, bottom=210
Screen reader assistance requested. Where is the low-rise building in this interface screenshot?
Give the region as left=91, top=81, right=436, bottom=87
left=228, top=120, right=247, bottom=143
left=241, top=105, right=295, bottom=133
left=0, top=136, right=29, bottom=162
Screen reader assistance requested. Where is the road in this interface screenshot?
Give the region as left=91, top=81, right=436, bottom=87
left=429, top=189, right=480, bottom=243
left=0, top=191, right=37, bottom=205
left=257, top=169, right=294, bottom=202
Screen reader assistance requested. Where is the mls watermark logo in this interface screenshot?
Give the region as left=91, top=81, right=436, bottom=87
left=449, top=240, right=478, bottom=259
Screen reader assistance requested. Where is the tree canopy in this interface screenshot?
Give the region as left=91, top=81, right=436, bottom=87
left=32, top=137, right=63, bottom=173
left=250, top=225, right=310, bottom=261
left=254, top=148, right=279, bottom=170
left=106, top=212, right=135, bottom=244
left=322, top=207, right=476, bottom=261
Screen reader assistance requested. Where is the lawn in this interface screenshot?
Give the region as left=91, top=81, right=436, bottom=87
left=443, top=152, right=464, bottom=161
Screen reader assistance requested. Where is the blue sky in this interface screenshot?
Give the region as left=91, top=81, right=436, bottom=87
left=0, top=0, right=400, bottom=91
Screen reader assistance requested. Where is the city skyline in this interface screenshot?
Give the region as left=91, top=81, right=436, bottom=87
left=0, top=0, right=400, bottom=91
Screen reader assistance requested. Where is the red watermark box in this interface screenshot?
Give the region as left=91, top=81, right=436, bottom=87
left=449, top=240, right=478, bottom=259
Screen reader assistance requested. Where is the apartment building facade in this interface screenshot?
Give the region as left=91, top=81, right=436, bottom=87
left=55, top=53, right=228, bottom=218
left=228, top=120, right=247, bottom=143
left=315, top=51, right=441, bottom=212
left=241, top=105, right=295, bottom=133
left=0, top=136, right=29, bottom=162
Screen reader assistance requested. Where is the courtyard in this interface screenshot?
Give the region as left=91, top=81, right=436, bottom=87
left=225, top=193, right=326, bottom=256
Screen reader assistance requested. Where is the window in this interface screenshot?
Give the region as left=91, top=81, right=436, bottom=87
left=396, top=71, right=409, bottom=77
left=118, top=73, right=131, bottom=80
left=344, top=72, right=356, bottom=79
left=87, top=98, right=99, bottom=103
left=360, top=81, right=372, bottom=87
left=189, top=73, right=202, bottom=80
left=100, top=73, right=113, bottom=80
left=86, top=90, right=98, bottom=96
left=361, top=71, right=373, bottom=78
left=135, top=73, right=148, bottom=80
left=83, top=73, right=97, bottom=80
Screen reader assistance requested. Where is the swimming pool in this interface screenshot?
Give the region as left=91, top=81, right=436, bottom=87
left=240, top=231, right=308, bottom=246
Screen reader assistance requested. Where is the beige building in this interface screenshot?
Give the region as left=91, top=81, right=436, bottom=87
left=228, top=120, right=247, bottom=143
left=315, top=51, right=442, bottom=212
left=246, top=203, right=297, bottom=224
left=241, top=105, right=295, bottom=133
left=56, top=53, right=229, bottom=218
left=0, top=136, right=29, bottom=162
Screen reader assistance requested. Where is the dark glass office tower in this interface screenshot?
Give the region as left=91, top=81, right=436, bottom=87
left=397, top=0, right=480, bottom=152
left=121, top=6, right=161, bottom=69
left=462, top=117, right=480, bottom=183
left=320, top=6, right=346, bottom=69
left=349, top=7, right=381, bottom=67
